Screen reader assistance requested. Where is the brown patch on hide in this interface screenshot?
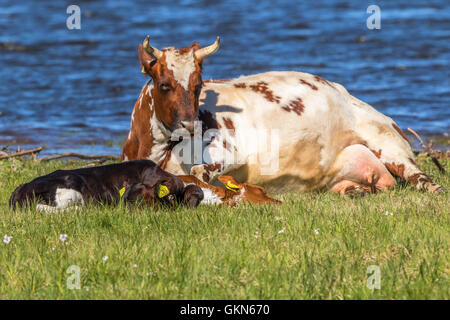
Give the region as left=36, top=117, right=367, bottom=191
left=121, top=83, right=155, bottom=160
left=300, top=79, right=318, bottom=90
left=392, top=123, right=410, bottom=145
left=371, top=149, right=383, bottom=159
left=384, top=162, right=406, bottom=180
left=281, top=98, right=305, bottom=116
left=223, top=140, right=232, bottom=152
left=407, top=173, right=432, bottom=186
left=234, top=83, right=247, bottom=88
left=249, top=81, right=281, bottom=104
left=222, top=117, right=235, bottom=136
left=314, top=75, right=335, bottom=88
left=202, top=163, right=222, bottom=182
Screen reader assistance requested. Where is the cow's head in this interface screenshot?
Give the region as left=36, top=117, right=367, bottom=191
left=139, top=35, right=220, bottom=131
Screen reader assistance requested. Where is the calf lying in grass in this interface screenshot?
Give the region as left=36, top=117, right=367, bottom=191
left=9, top=160, right=203, bottom=211
left=179, top=175, right=281, bottom=205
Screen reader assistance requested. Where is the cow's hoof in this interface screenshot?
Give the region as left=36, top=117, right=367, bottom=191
left=344, top=186, right=367, bottom=198
left=190, top=165, right=201, bottom=177
left=429, top=184, right=446, bottom=194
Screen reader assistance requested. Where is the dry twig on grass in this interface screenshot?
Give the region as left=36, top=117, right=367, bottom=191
left=0, top=146, right=43, bottom=160
left=38, top=152, right=120, bottom=162
left=408, top=128, right=446, bottom=173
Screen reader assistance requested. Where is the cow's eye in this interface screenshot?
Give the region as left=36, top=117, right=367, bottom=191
left=159, top=83, right=171, bottom=91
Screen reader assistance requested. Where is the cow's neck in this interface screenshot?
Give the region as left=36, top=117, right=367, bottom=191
left=150, top=112, right=173, bottom=167
left=136, top=80, right=171, bottom=165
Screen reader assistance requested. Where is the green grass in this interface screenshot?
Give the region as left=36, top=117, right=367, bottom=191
left=0, top=157, right=448, bottom=299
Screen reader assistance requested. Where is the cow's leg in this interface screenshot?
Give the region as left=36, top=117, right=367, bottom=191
left=330, top=180, right=371, bottom=196
left=367, top=142, right=444, bottom=193
left=190, top=163, right=226, bottom=183
left=190, top=136, right=241, bottom=183
left=380, top=155, right=444, bottom=193
left=358, top=121, right=445, bottom=193
left=329, top=144, right=396, bottom=195
left=190, top=161, right=245, bottom=184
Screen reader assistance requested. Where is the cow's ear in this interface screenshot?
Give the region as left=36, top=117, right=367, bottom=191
left=190, top=42, right=201, bottom=51
left=138, top=44, right=157, bottom=75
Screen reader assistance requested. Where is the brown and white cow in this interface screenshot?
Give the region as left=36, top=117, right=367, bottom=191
left=121, top=35, right=445, bottom=195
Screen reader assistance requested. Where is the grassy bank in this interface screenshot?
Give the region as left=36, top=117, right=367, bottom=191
left=0, top=156, right=448, bottom=299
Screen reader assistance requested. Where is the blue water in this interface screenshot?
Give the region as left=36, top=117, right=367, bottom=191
left=0, top=0, right=449, bottom=155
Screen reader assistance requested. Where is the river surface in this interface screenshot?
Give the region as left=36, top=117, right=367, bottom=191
left=0, top=0, right=449, bottom=155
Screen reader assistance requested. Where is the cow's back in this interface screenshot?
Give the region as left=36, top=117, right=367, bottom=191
left=198, top=71, right=403, bottom=192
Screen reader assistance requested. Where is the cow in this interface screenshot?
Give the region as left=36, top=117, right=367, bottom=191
left=179, top=175, right=281, bottom=205
left=9, top=160, right=204, bottom=211
left=121, top=35, right=445, bottom=196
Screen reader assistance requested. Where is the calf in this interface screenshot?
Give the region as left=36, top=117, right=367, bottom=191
left=179, top=175, right=281, bottom=206
left=9, top=160, right=203, bottom=211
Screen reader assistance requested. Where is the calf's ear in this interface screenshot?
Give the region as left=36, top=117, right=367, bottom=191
left=217, top=176, right=241, bottom=192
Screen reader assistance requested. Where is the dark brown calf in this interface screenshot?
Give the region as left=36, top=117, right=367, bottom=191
left=9, top=160, right=203, bottom=211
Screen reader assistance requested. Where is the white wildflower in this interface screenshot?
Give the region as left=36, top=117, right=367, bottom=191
left=102, top=256, right=108, bottom=262
left=59, top=234, right=68, bottom=243
left=314, top=229, right=319, bottom=235
left=3, top=234, right=12, bottom=244
left=278, top=228, right=285, bottom=234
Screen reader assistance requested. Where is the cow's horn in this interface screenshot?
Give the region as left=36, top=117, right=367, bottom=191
left=194, top=36, right=220, bottom=60
left=143, top=35, right=163, bottom=60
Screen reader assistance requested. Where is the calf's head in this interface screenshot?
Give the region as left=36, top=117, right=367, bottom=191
left=122, top=178, right=203, bottom=208
left=217, top=176, right=282, bottom=205
left=139, top=35, right=220, bottom=131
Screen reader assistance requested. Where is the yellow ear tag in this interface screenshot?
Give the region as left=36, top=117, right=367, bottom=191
left=226, top=181, right=240, bottom=192
left=119, top=187, right=126, bottom=198
left=141, top=66, right=146, bottom=74
left=158, top=185, right=170, bottom=198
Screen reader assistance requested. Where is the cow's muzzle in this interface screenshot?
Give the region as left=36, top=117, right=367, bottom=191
left=180, top=120, right=196, bottom=134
